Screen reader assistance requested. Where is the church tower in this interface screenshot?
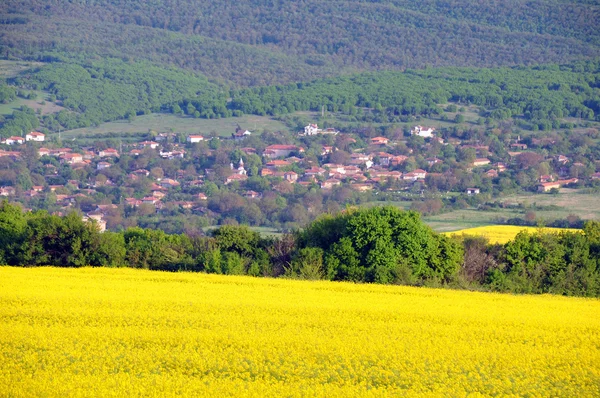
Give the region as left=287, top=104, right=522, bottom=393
left=237, top=158, right=246, bottom=175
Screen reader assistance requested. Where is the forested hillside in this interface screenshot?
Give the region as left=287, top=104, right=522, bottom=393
left=10, top=56, right=225, bottom=130
left=1, top=0, right=599, bottom=86
left=8, top=57, right=598, bottom=135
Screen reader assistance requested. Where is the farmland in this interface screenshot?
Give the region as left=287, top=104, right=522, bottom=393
left=1, top=267, right=599, bottom=397
left=443, top=225, right=580, bottom=244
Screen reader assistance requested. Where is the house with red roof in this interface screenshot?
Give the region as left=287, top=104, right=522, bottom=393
left=263, top=144, right=304, bottom=159
left=98, top=148, right=119, bottom=157
left=60, top=153, right=83, bottom=164
left=403, top=169, right=427, bottom=181
left=26, top=131, right=45, bottom=142
left=3, top=136, right=25, bottom=145
left=370, top=136, right=389, bottom=146
left=225, top=174, right=248, bottom=184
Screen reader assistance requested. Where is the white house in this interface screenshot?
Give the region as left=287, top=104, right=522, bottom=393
left=303, top=124, right=338, bottom=136
left=187, top=135, right=204, bottom=143
left=304, top=124, right=319, bottom=135
left=412, top=126, right=435, bottom=138
left=139, top=141, right=160, bottom=149
left=26, top=131, right=45, bottom=142
left=403, top=169, right=427, bottom=181
left=232, top=129, right=251, bottom=140
left=4, top=136, right=25, bottom=145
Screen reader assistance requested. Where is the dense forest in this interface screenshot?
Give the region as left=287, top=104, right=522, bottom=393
left=5, top=57, right=599, bottom=136
left=10, top=55, right=225, bottom=131
left=1, top=0, right=599, bottom=86
left=1, top=202, right=599, bottom=297
left=228, top=61, right=600, bottom=127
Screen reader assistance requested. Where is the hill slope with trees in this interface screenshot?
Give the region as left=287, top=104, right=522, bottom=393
left=1, top=0, right=599, bottom=86
left=5, top=57, right=597, bottom=136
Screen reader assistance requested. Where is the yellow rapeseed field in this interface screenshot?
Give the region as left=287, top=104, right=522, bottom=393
left=443, top=225, right=580, bottom=244
left=1, top=267, right=599, bottom=397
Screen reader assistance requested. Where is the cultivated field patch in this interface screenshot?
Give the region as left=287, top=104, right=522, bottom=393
left=443, top=225, right=580, bottom=244
left=1, top=267, right=598, bottom=397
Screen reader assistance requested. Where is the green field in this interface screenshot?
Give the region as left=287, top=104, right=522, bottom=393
left=0, top=85, right=66, bottom=117
left=504, top=189, right=600, bottom=220
left=424, top=209, right=525, bottom=232
left=0, top=60, right=44, bottom=78
left=423, top=189, right=600, bottom=232
left=59, top=113, right=289, bottom=140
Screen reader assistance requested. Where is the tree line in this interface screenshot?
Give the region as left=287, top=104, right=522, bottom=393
left=1, top=202, right=599, bottom=297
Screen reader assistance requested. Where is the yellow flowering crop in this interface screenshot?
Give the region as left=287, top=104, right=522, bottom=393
left=1, top=267, right=599, bottom=397
left=443, top=225, right=580, bottom=244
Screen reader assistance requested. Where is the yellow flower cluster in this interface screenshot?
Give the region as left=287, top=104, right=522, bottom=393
left=1, top=267, right=598, bottom=397
left=443, top=225, right=580, bottom=244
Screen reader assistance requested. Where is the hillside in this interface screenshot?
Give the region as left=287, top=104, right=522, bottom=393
left=1, top=0, right=599, bottom=86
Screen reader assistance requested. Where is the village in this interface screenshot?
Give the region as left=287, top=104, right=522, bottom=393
left=0, top=123, right=597, bottom=232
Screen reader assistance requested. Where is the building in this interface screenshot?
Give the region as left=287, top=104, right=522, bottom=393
left=98, top=148, right=119, bottom=157
left=304, top=166, right=326, bottom=177
left=510, top=143, right=528, bottom=151
left=283, top=171, right=298, bottom=183
left=265, top=160, right=291, bottom=169
left=160, top=179, right=181, bottom=188
left=243, top=190, right=261, bottom=199
left=304, top=124, right=319, bottom=135
left=426, top=157, right=442, bottom=167
left=370, top=136, right=389, bottom=146
left=232, top=129, right=251, bottom=140
left=373, top=152, right=393, bottom=167
left=139, top=141, right=160, bottom=149
left=187, top=135, right=204, bottom=143
left=0, top=186, right=16, bottom=196
left=3, top=136, right=25, bottom=145
left=60, top=153, right=84, bottom=164
left=225, top=174, right=248, bottom=184
left=263, top=145, right=304, bottom=159
left=0, top=150, right=21, bottom=159
left=83, top=214, right=106, bottom=233
left=412, top=126, right=435, bottom=138
left=350, top=153, right=373, bottom=168
left=234, top=158, right=246, bottom=175
left=472, top=158, right=491, bottom=167
left=320, top=178, right=341, bottom=189
left=537, top=182, right=561, bottom=192
left=390, top=155, right=408, bottom=167
left=26, top=132, right=45, bottom=142
left=97, top=161, right=111, bottom=170
left=485, top=169, right=499, bottom=178
left=466, top=188, right=480, bottom=195
left=403, top=169, right=427, bottom=181
left=302, top=124, right=339, bottom=136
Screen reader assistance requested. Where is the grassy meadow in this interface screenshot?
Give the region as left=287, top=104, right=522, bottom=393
left=425, top=189, right=600, bottom=232
left=1, top=267, right=599, bottom=397
left=57, top=113, right=288, bottom=140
